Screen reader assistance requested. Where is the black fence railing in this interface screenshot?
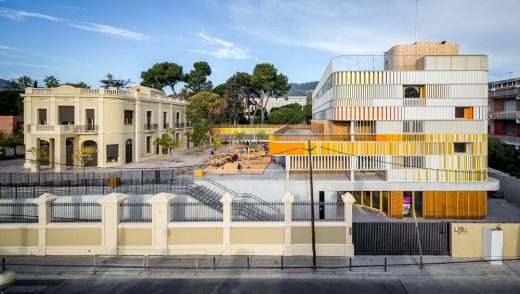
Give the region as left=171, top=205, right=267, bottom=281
left=120, top=203, right=152, bottom=223
left=50, top=202, right=102, bottom=223
left=232, top=202, right=284, bottom=222
left=144, top=123, right=159, bottom=131
left=74, top=125, right=98, bottom=133
left=0, top=203, right=38, bottom=223
left=0, top=170, right=192, bottom=186
left=292, top=202, right=345, bottom=222
left=175, top=123, right=185, bottom=128
left=170, top=202, right=223, bottom=222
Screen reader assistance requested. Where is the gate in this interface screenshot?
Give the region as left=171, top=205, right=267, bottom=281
left=353, top=222, right=450, bottom=255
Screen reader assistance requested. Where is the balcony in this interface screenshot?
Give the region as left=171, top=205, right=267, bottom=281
left=26, top=124, right=99, bottom=135
left=144, top=124, right=159, bottom=131
left=74, top=125, right=99, bottom=134
left=175, top=123, right=186, bottom=129
left=489, top=111, right=520, bottom=120
left=490, top=134, right=520, bottom=146
left=163, top=123, right=170, bottom=129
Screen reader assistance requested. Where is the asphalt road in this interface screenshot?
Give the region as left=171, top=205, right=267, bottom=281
left=6, top=276, right=520, bottom=294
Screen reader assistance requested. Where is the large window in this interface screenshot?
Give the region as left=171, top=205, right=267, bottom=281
left=86, top=109, right=95, bottom=127
left=58, top=106, right=74, bottom=125
left=106, top=144, right=119, bottom=163
left=37, top=109, right=47, bottom=125
left=124, top=110, right=134, bottom=125
left=403, top=85, right=423, bottom=98
left=146, top=136, right=151, bottom=154
left=455, top=107, right=473, bottom=119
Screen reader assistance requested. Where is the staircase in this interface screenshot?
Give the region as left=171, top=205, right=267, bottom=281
left=183, top=177, right=282, bottom=221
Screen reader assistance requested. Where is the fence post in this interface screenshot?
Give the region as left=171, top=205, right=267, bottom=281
left=97, top=193, right=128, bottom=255
left=33, top=193, right=58, bottom=256
left=149, top=192, right=175, bottom=255
left=282, top=192, right=294, bottom=256
left=220, top=193, right=234, bottom=256
left=341, top=193, right=355, bottom=256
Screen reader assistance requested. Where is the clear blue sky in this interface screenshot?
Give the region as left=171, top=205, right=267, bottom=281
left=1, top=0, right=519, bottom=92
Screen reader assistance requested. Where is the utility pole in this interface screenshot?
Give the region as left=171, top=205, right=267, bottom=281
left=307, top=140, right=317, bottom=269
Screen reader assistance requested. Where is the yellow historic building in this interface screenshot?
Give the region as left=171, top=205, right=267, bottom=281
left=23, top=85, right=192, bottom=171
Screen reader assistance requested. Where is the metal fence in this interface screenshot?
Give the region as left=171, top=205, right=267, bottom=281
left=292, top=202, right=345, bottom=222
left=0, top=178, right=194, bottom=199
left=0, top=203, right=38, bottom=223
left=0, top=170, right=192, bottom=186
left=120, top=203, right=152, bottom=223
left=353, top=222, right=450, bottom=255
left=170, top=202, right=223, bottom=222
left=232, top=202, right=284, bottom=222
left=50, top=202, right=102, bottom=223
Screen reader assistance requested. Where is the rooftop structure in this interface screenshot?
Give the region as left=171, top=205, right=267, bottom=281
left=488, top=77, right=520, bottom=147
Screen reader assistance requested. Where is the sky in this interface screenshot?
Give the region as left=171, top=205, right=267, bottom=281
left=0, top=0, right=519, bottom=93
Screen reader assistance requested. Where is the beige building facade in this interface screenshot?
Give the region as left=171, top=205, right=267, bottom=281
left=23, top=85, right=192, bottom=172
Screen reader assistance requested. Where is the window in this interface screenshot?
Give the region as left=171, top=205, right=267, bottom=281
left=394, top=156, right=424, bottom=169
left=86, top=109, right=95, bottom=127
left=403, top=86, right=422, bottom=98
left=455, top=107, right=473, bottom=119
left=454, top=143, right=467, bottom=153
left=403, top=121, right=424, bottom=133
left=146, top=136, right=151, bottom=153
left=124, top=110, right=133, bottom=125
left=37, top=109, right=47, bottom=125
left=58, top=106, right=74, bottom=125
left=106, top=144, right=119, bottom=163
left=146, top=111, right=152, bottom=125
left=163, top=112, right=168, bottom=128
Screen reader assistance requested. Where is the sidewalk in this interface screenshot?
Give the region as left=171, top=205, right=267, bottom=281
left=4, top=255, right=520, bottom=279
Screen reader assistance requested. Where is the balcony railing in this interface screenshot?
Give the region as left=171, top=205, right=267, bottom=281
left=144, top=123, right=159, bottom=131
left=490, top=134, right=520, bottom=145
left=163, top=123, right=169, bottom=129
left=175, top=123, right=186, bottom=128
left=74, top=125, right=99, bottom=134
left=489, top=111, right=520, bottom=120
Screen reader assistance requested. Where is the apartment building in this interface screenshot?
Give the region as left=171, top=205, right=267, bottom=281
left=23, top=85, right=192, bottom=172
left=488, top=77, right=520, bottom=148
left=269, top=42, right=498, bottom=219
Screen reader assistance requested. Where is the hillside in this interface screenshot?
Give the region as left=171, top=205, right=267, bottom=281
left=284, top=81, right=318, bottom=97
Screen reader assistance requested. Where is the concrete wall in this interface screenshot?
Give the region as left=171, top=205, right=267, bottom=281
left=451, top=223, right=520, bottom=258
left=489, top=169, right=520, bottom=205
left=0, top=192, right=355, bottom=257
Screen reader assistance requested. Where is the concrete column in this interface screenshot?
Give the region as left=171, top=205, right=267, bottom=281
left=282, top=192, right=294, bottom=256
left=97, top=96, right=105, bottom=168
left=341, top=192, right=355, bottom=255
left=33, top=193, right=58, bottom=256
left=220, top=193, right=234, bottom=255
left=97, top=193, right=128, bottom=255
left=54, top=137, right=66, bottom=172
left=148, top=192, right=175, bottom=255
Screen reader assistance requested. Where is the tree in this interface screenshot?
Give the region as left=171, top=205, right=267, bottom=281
left=223, top=72, right=251, bottom=125
left=2, top=131, right=24, bottom=156
left=0, top=90, right=23, bottom=115
left=267, top=103, right=305, bottom=124
left=141, top=62, right=184, bottom=95
left=72, top=147, right=98, bottom=173
left=64, top=82, right=91, bottom=89
left=153, top=131, right=179, bottom=155
left=100, top=73, right=131, bottom=89
left=17, top=76, right=33, bottom=89
left=303, top=104, right=312, bottom=123
left=186, top=91, right=227, bottom=146
left=185, top=61, right=213, bottom=94
left=251, top=63, right=291, bottom=124
left=26, top=146, right=49, bottom=172
left=488, top=138, right=520, bottom=177
left=44, top=75, right=60, bottom=88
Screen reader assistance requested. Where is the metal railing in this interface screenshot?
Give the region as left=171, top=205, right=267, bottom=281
left=163, top=123, right=170, bottom=129
left=0, top=203, right=38, bottom=223
left=292, top=202, right=345, bottom=222
left=74, top=125, right=99, bottom=133
left=120, top=202, right=152, bottom=223
left=144, top=123, right=159, bottom=131
left=50, top=202, right=102, bottom=223
left=232, top=201, right=284, bottom=222
left=489, top=134, right=520, bottom=145
left=489, top=111, right=520, bottom=120
left=170, top=202, right=223, bottom=222
left=175, top=123, right=185, bottom=128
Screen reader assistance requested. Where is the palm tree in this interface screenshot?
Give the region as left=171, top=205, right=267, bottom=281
left=17, top=76, right=33, bottom=88
left=44, top=76, right=60, bottom=88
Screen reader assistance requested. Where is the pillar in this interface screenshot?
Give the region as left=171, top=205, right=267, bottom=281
left=97, top=193, right=128, bottom=255
left=220, top=193, right=234, bottom=255
left=282, top=192, right=294, bottom=256
left=33, top=193, right=58, bottom=256
left=148, top=192, right=175, bottom=255
left=341, top=192, right=355, bottom=256
left=53, top=137, right=66, bottom=172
